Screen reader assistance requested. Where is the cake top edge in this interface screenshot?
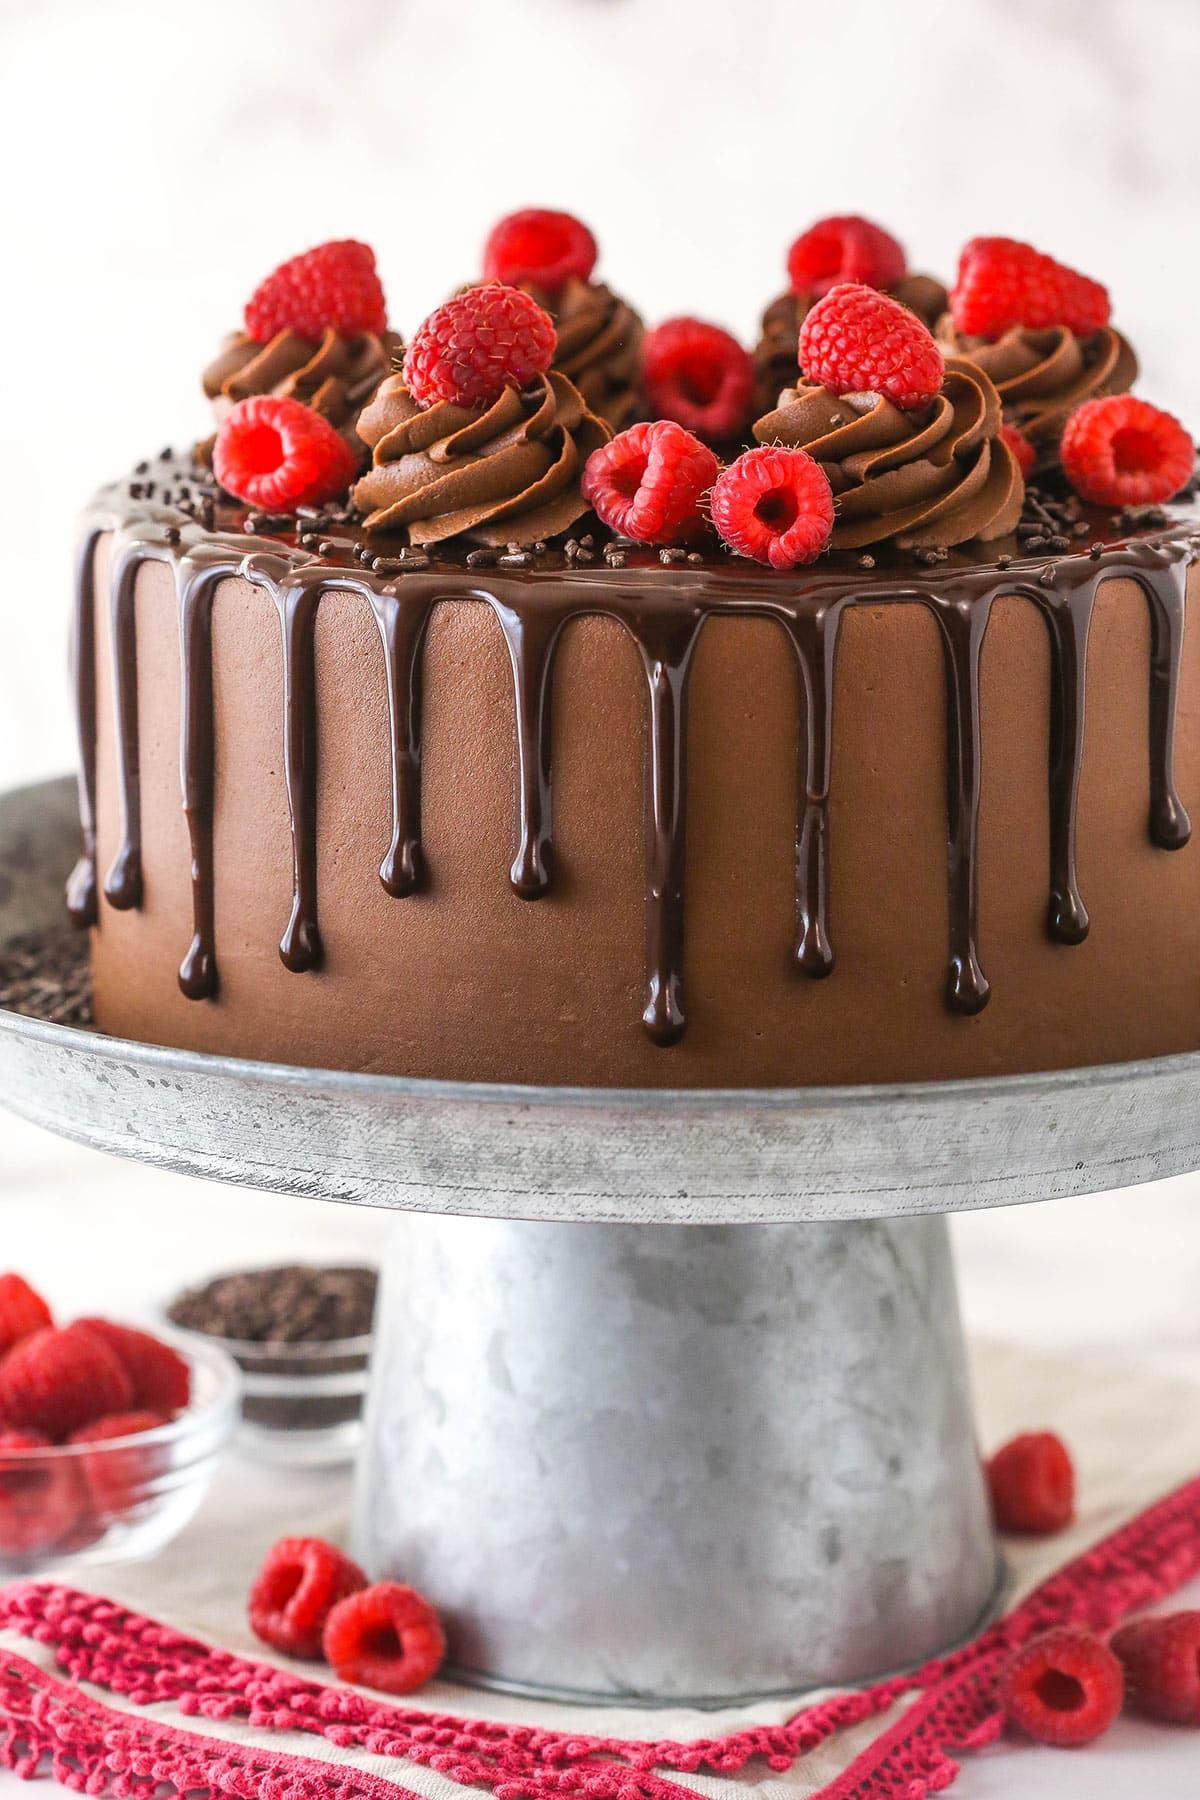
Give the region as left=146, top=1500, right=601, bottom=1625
left=173, top=213, right=1199, bottom=572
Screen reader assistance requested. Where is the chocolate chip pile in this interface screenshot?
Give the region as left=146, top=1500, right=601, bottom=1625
left=167, top=1265, right=377, bottom=1346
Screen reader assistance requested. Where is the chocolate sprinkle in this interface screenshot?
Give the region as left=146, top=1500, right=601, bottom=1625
left=0, top=930, right=93, bottom=1027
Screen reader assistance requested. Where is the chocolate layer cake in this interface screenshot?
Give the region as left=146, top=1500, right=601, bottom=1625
left=67, top=221, right=1200, bottom=1085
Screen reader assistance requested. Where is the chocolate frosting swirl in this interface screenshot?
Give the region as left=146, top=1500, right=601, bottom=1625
left=528, top=276, right=643, bottom=430
left=755, top=275, right=949, bottom=413
left=754, top=356, right=1024, bottom=549
left=935, top=320, right=1137, bottom=453
left=353, top=369, right=610, bottom=546
left=202, top=327, right=402, bottom=447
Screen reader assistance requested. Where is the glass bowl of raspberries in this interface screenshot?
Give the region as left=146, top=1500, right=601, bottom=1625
left=0, top=1274, right=240, bottom=1575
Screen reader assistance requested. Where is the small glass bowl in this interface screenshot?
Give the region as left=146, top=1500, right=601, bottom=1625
left=188, top=1330, right=373, bottom=1467
left=0, top=1333, right=240, bottom=1578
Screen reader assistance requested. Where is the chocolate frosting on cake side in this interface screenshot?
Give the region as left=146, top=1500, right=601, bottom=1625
left=352, top=370, right=610, bottom=545
left=72, top=459, right=1200, bottom=1086
left=754, top=358, right=1024, bottom=548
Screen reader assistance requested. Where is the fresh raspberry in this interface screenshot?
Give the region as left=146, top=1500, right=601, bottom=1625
left=78, top=1319, right=191, bottom=1416
left=245, top=240, right=387, bottom=345
left=403, top=284, right=556, bottom=411
left=711, top=446, right=834, bottom=570
left=249, top=1536, right=368, bottom=1660
left=0, top=1323, right=134, bottom=1441
left=1111, top=1612, right=1200, bottom=1725
left=798, top=283, right=944, bottom=411
left=483, top=208, right=598, bottom=295
left=0, top=1429, right=83, bottom=1559
left=214, top=395, right=358, bottom=511
left=1060, top=395, right=1194, bottom=507
left=582, top=420, right=718, bottom=546
left=641, top=318, right=756, bottom=442
left=68, top=1411, right=169, bottom=1516
left=787, top=214, right=906, bottom=300
left=68, top=1410, right=166, bottom=1444
left=1000, top=422, right=1036, bottom=478
left=0, top=1276, right=52, bottom=1358
left=986, top=1431, right=1075, bottom=1535
left=1000, top=1627, right=1124, bottom=1747
left=950, top=236, right=1110, bottom=339
left=323, top=1581, right=446, bottom=1695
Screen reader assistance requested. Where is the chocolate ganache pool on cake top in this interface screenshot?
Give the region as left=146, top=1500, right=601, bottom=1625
left=67, top=212, right=1200, bottom=1087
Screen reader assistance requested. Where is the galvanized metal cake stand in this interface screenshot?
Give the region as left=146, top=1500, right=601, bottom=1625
left=3, top=776, right=1199, bottom=1706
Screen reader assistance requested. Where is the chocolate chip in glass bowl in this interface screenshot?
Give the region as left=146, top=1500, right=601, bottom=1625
left=165, top=1265, right=378, bottom=1466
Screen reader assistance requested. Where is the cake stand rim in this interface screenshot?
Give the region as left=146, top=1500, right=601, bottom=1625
left=4, top=771, right=1200, bottom=1221
left=4, top=977, right=1200, bottom=1119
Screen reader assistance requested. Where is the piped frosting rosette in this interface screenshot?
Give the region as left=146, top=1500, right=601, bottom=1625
left=353, top=369, right=610, bottom=545
left=935, top=320, right=1137, bottom=453
left=202, top=327, right=402, bottom=450
left=753, top=356, right=1024, bottom=549
left=529, top=276, right=643, bottom=431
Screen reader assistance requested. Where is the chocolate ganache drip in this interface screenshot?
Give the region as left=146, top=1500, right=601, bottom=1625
left=935, top=320, right=1137, bottom=458
left=754, top=357, right=1024, bottom=549
left=201, top=327, right=403, bottom=453
left=69, top=456, right=1198, bottom=1046
left=755, top=276, right=949, bottom=412
left=352, top=370, right=610, bottom=546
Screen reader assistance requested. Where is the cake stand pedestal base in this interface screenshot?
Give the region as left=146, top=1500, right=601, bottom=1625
left=353, top=1212, right=998, bottom=1705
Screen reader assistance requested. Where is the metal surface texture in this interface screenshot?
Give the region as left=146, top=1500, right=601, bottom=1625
left=3, top=777, right=1200, bottom=1223
left=355, top=1212, right=998, bottom=1704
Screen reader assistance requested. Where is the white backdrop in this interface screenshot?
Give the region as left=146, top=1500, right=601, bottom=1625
left=3, top=0, right=1200, bottom=786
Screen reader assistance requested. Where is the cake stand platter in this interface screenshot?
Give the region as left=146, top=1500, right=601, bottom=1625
left=3, top=774, right=1200, bottom=1705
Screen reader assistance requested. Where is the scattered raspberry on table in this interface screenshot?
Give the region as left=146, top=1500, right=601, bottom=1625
left=1111, top=1611, right=1200, bottom=1725
left=324, top=1580, right=446, bottom=1695
left=249, top=1536, right=368, bottom=1660
left=1000, top=1626, right=1124, bottom=1747
left=986, top=1430, right=1075, bottom=1535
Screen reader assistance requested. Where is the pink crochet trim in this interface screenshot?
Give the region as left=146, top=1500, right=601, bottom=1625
left=0, top=1648, right=423, bottom=1799
left=2, top=1474, right=1199, bottom=1800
